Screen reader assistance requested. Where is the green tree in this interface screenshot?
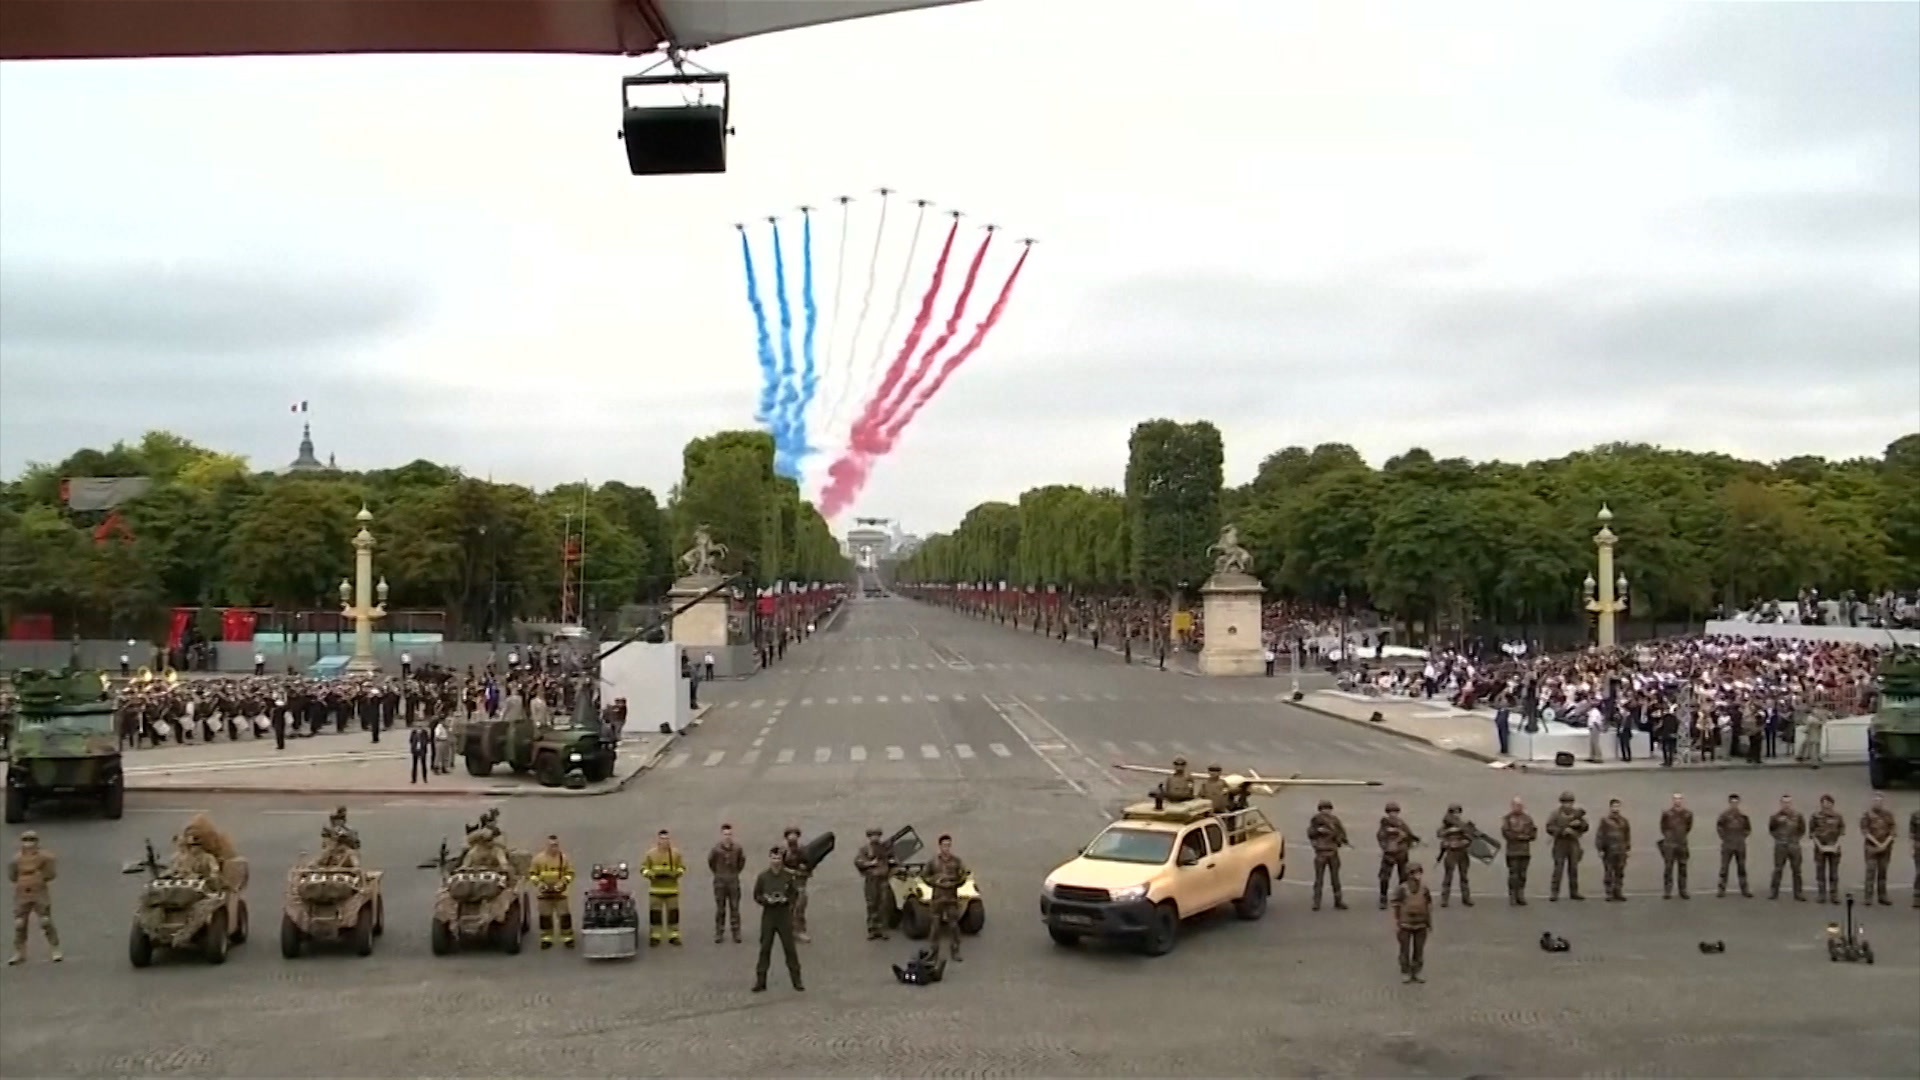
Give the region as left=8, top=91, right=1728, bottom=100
left=1125, top=419, right=1224, bottom=592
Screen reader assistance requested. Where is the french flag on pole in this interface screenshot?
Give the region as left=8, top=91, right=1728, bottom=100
left=290, top=400, right=308, bottom=413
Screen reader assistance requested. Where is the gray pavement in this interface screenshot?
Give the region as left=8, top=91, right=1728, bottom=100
left=3, top=595, right=1917, bottom=1078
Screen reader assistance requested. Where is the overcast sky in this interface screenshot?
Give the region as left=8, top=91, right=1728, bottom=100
left=1, top=0, right=1915, bottom=535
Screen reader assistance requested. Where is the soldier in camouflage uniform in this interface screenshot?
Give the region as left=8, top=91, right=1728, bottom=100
left=1435, top=804, right=1475, bottom=907
left=1597, top=799, right=1631, bottom=902
left=1389, top=862, right=1433, bottom=984
left=1716, top=794, right=1753, bottom=897
left=1500, top=797, right=1537, bottom=905
left=1306, top=800, right=1348, bottom=911
left=8, top=831, right=60, bottom=965
left=1544, top=792, right=1589, bottom=901
left=853, top=828, right=896, bottom=939
left=1809, top=795, right=1845, bottom=904
left=1658, top=793, right=1693, bottom=900
left=923, top=834, right=969, bottom=964
left=1159, top=757, right=1196, bottom=801
left=1375, top=801, right=1418, bottom=910
left=707, top=823, right=746, bottom=944
left=1910, top=809, right=1920, bottom=908
left=1767, top=794, right=1807, bottom=901
left=781, top=826, right=813, bottom=943
left=1860, top=793, right=1896, bottom=906
left=1197, top=765, right=1232, bottom=814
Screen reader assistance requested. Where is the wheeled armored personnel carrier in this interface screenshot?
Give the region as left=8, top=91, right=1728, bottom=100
left=5, top=668, right=124, bottom=822
left=1869, top=649, right=1920, bottom=789
left=125, top=837, right=251, bottom=967
left=281, top=863, right=385, bottom=958
left=883, top=826, right=986, bottom=940
left=425, top=838, right=533, bottom=955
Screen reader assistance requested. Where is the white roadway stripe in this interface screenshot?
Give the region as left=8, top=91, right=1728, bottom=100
left=725, top=701, right=742, bottom=709
left=1167, top=741, right=1192, bottom=754
left=814, top=747, right=831, bottom=763
left=1133, top=741, right=1156, bottom=755
left=920, top=744, right=940, bottom=759
left=924, top=695, right=939, bottom=703
left=825, top=697, right=839, bottom=705
left=739, top=749, right=760, bottom=766
left=886, top=746, right=905, bottom=761
left=1208, top=741, right=1237, bottom=755
left=665, top=752, right=692, bottom=768
left=703, top=751, right=726, bottom=766
left=800, top=698, right=813, bottom=706
left=877, top=695, right=890, bottom=704
left=989, top=743, right=1012, bottom=757
left=774, top=700, right=790, bottom=708
left=954, top=743, right=975, bottom=759
left=750, top=700, right=765, bottom=708
left=952, top=693, right=967, bottom=702
left=776, top=748, right=795, bottom=764
left=850, top=745, right=867, bottom=762
left=1080, top=693, right=1097, bottom=702
left=851, top=696, right=864, bottom=705
left=1100, top=740, right=1123, bottom=756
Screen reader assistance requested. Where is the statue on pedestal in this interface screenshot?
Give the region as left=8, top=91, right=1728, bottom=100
left=678, top=525, right=728, bottom=581
left=1207, top=524, right=1254, bottom=577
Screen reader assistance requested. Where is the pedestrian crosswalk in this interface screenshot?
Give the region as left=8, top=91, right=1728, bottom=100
left=653, top=733, right=1431, bottom=770
left=811, top=662, right=1079, bottom=672
left=717, top=690, right=1301, bottom=711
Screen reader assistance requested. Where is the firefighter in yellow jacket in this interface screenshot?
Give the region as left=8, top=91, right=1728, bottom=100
left=640, top=828, right=687, bottom=946
left=529, top=834, right=577, bottom=949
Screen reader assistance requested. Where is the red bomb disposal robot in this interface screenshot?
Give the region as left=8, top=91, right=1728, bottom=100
left=580, top=863, right=640, bottom=960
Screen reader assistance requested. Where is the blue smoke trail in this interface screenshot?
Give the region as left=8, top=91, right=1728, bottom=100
left=794, top=211, right=821, bottom=464
left=740, top=231, right=779, bottom=425
left=770, top=221, right=800, bottom=477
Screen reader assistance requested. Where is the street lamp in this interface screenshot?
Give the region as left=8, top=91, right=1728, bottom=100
left=1337, top=589, right=1350, bottom=672
left=1583, top=504, right=1628, bottom=648
left=339, top=505, right=388, bottom=673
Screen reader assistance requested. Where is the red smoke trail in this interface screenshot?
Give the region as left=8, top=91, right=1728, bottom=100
left=816, top=248, right=1030, bottom=518
left=863, top=230, right=995, bottom=445
left=876, top=248, right=1029, bottom=448
left=847, top=221, right=958, bottom=453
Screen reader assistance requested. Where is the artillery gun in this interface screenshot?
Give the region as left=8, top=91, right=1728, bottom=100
left=280, top=843, right=385, bottom=959
left=5, top=667, right=123, bottom=822
left=1868, top=647, right=1920, bottom=789
left=422, top=817, right=532, bottom=955
left=123, top=832, right=251, bottom=967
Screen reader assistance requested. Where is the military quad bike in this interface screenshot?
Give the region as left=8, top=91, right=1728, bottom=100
left=281, top=864, right=385, bottom=958
left=883, top=826, right=985, bottom=940
left=124, top=843, right=251, bottom=967
left=425, top=846, right=533, bottom=955
left=5, top=668, right=125, bottom=823
left=579, top=862, right=640, bottom=961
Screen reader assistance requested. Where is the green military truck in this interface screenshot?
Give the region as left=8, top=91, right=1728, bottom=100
left=5, top=668, right=125, bottom=822
left=1869, top=649, right=1920, bottom=790
left=461, top=697, right=616, bottom=787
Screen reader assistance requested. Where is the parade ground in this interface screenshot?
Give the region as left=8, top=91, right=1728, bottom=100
left=3, top=597, right=1916, bottom=1078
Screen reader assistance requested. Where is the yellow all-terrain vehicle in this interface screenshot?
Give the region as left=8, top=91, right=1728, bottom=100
left=883, top=826, right=985, bottom=939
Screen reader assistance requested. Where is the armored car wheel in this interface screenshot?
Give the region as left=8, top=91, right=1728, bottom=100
left=1048, top=927, right=1082, bottom=947
left=352, top=909, right=376, bottom=956
left=959, top=900, right=985, bottom=935
left=430, top=918, right=453, bottom=956
left=464, top=754, right=493, bottom=778
left=204, top=910, right=230, bottom=964
left=373, top=898, right=385, bottom=937
left=231, top=900, right=250, bottom=945
left=534, top=752, right=564, bottom=787
left=129, top=924, right=154, bottom=968
left=498, top=900, right=525, bottom=954
left=103, top=782, right=125, bottom=820
left=4, top=786, right=24, bottom=824
left=582, top=757, right=614, bottom=784
left=280, top=914, right=303, bottom=959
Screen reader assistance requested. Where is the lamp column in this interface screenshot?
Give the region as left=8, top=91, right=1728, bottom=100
left=1583, top=504, right=1629, bottom=648
left=339, top=506, right=389, bottom=674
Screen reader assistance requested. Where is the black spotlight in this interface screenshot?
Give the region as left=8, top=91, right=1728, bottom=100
left=620, top=70, right=732, bottom=176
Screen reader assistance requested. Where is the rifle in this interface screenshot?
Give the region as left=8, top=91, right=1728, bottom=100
left=418, top=838, right=451, bottom=872
left=121, top=838, right=161, bottom=877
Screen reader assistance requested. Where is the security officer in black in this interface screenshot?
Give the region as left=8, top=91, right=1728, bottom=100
left=752, top=846, right=803, bottom=993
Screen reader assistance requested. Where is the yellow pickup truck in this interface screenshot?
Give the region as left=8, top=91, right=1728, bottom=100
left=1040, top=797, right=1282, bottom=956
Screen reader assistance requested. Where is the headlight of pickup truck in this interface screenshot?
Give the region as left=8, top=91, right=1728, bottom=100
left=1041, top=875, right=1059, bottom=897
left=1109, top=885, right=1148, bottom=903
left=568, top=752, right=583, bottom=764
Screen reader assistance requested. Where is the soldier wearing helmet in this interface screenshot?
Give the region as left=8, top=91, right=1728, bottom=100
left=8, top=830, right=60, bottom=965
left=853, top=828, right=895, bottom=940
left=1159, top=758, right=1196, bottom=801
left=1197, top=765, right=1231, bottom=814
left=1376, top=801, right=1418, bottom=910
left=780, top=826, right=813, bottom=943
left=1544, top=791, right=1590, bottom=901
left=1307, top=800, right=1350, bottom=911
left=1435, top=802, right=1477, bottom=907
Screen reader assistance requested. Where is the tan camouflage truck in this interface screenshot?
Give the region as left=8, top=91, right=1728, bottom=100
left=281, top=862, right=385, bottom=958
left=428, top=847, right=533, bottom=955
left=1041, top=797, right=1283, bottom=956
left=126, top=839, right=251, bottom=967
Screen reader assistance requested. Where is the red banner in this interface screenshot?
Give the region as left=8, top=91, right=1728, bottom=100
left=220, top=609, right=258, bottom=642
left=168, top=607, right=194, bottom=650
left=6, top=614, right=54, bottom=641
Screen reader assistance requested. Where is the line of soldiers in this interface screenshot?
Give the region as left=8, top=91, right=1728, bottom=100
left=1304, top=792, right=1916, bottom=910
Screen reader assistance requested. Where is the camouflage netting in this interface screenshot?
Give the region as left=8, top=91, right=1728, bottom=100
left=297, top=875, right=360, bottom=906
left=184, top=813, right=238, bottom=862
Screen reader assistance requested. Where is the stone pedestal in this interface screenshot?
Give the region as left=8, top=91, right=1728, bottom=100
left=667, top=576, right=732, bottom=650
left=1198, top=572, right=1266, bottom=677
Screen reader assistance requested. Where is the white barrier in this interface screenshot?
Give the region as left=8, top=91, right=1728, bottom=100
left=1704, top=621, right=1920, bottom=647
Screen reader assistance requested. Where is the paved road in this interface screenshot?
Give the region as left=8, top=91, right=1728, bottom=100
left=3, top=596, right=1917, bottom=1077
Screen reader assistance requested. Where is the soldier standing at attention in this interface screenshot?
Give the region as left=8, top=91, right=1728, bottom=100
left=1716, top=794, right=1754, bottom=897
left=1861, top=793, right=1896, bottom=906
left=1160, top=758, right=1196, bottom=801
left=924, top=834, right=969, bottom=964
left=1435, top=804, right=1474, bottom=907
left=1545, top=792, right=1589, bottom=901
left=1390, top=862, right=1433, bottom=984
left=1809, top=795, right=1846, bottom=904
left=1307, top=800, right=1349, bottom=911
left=1375, top=801, right=1417, bottom=910
left=707, top=823, right=746, bottom=944
left=640, top=828, right=686, bottom=946
left=781, top=826, right=813, bottom=943
left=1597, top=799, right=1631, bottom=901
left=529, top=834, right=577, bottom=949
left=1659, top=794, right=1694, bottom=900
left=1500, top=797, right=1537, bottom=905
left=751, top=846, right=803, bottom=993
left=8, top=831, right=60, bottom=965
left=1768, top=794, right=1808, bottom=901
left=1197, top=765, right=1232, bottom=814
left=853, top=828, right=895, bottom=939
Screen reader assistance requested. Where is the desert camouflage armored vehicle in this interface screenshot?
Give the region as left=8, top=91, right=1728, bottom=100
left=125, top=818, right=250, bottom=967
left=281, top=861, right=385, bottom=958
left=424, top=824, right=532, bottom=955
left=883, top=826, right=986, bottom=939
left=5, top=668, right=124, bottom=823
left=1870, top=648, right=1920, bottom=789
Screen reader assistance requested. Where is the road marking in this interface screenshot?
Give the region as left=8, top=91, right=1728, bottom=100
left=751, top=736, right=765, bottom=748
left=814, top=746, right=832, bottom=763
left=886, top=745, right=905, bottom=761
left=703, top=751, right=726, bottom=767
left=850, top=745, right=867, bottom=762
left=776, top=748, right=796, bottom=765
left=876, top=695, right=890, bottom=704
left=1208, top=741, right=1237, bottom=755
left=774, top=699, right=789, bottom=708
left=739, top=749, right=760, bottom=766
left=825, top=697, right=839, bottom=705
left=1202, top=694, right=1224, bottom=703
left=952, top=693, right=968, bottom=702
left=1100, top=740, right=1123, bottom=756
left=989, top=743, right=1011, bottom=757
left=889, top=664, right=901, bottom=670
left=1181, top=695, right=1200, bottom=703
left=799, top=697, right=813, bottom=707
left=924, top=694, right=939, bottom=703
left=1103, top=693, right=1120, bottom=701
left=664, top=752, right=691, bottom=769
left=1168, top=741, right=1192, bottom=755
left=1133, top=740, right=1157, bottom=755
left=1080, top=692, right=1097, bottom=702
left=750, top=699, right=765, bottom=709
left=851, top=696, right=864, bottom=705
left=955, top=743, right=975, bottom=759
left=920, top=744, right=940, bottom=759
left=1237, top=740, right=1265, bottom=754
left=907, top=663, right=920, bottom=670
left=725, top=701, right=741, bottom=709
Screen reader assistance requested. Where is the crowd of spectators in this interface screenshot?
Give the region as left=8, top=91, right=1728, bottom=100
left=1730, top=589, right=1918, bottom=630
